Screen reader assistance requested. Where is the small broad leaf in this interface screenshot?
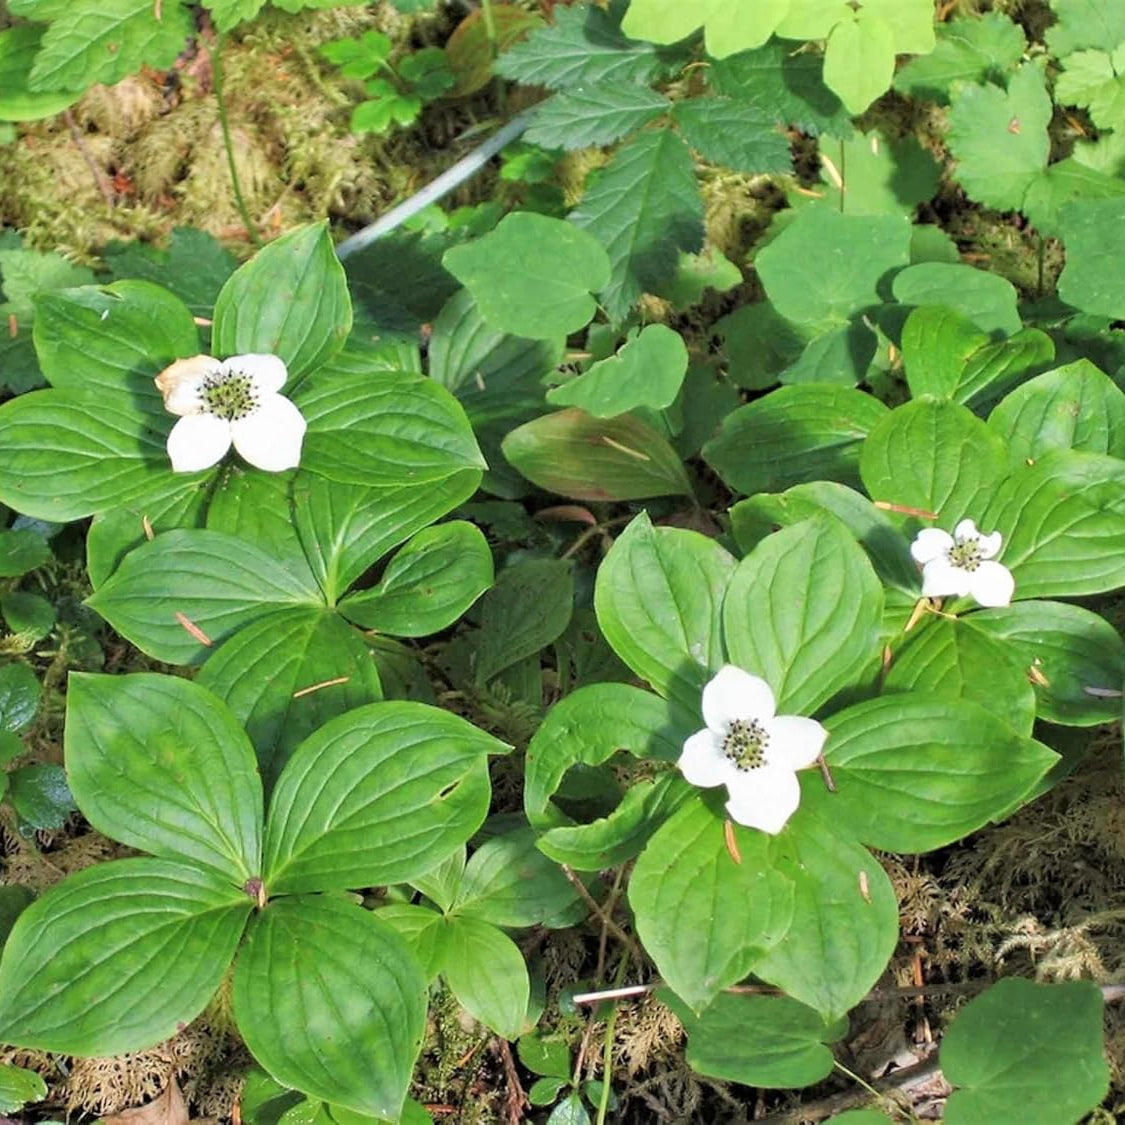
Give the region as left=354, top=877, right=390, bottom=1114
left=892, top=262, right=1021, bottom=337
left=232, top=895, right=425, bottom=1122
left=7, top=764, right=74, bottom=831
left=942, top=979, right=1109, bottom=1125
left=823, top=10, right=895, bottom=115
left=440, top=915, right=530, bottom=1039
left=0, top=662, right=39, bottom=733
left=65, top=674, right=263, bottom=880
left=621, top=0, right=788, bottom=56
left=1057, top=198, right=1125, bottom=319
left=443, top=213, right=609, bottom=340
left=263, top=702, right=505, bottom=894
left=212, top=222, right=351, bottom=382
left=594, top=512, right=736, bottom=713
left=0, top=1063, right=47, bottom=1115
left=0, top=529, right=49, bottom=579
left=629, top=799, right=794, bottom=1013
left=0, top=858, right=249, bottom=1055
left=723, top=517, right=884, bottom=716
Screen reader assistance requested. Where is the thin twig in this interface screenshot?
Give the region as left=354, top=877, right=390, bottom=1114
left=561, top=864, right=644, bottom=963
left=64, top=109, right=114, bottom=209
left=494, top=1037, right=528, bottom=1125
left=212, top=31, right=263, bottom=248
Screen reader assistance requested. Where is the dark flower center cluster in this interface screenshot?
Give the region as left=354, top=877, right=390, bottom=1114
left=200, top=372, right=258, bottom=420
left=723, top=717, right=769, bottom=771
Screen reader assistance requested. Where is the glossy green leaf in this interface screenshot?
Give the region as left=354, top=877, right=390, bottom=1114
left=988, top=359, right=1125, bottom=462
left=755, top=209, right=911, bottom=329
left=594, top=512, right=736, bottom=713
left=86, top=529, right=323, bottom=664
left=947, top=329, right=1054, bottom=411
left=503, top=409, right=692, bottom=501
left=883, top=617, right=1035, bottom=736
left=967, top=601, right=1125, bottom=726
left=816, top=695, right=1057, bottom=852
left=375, top=903, right=446, bottom=981
left=203, top=468, right=304, bottom=563
left=662, top=990, right=845, bottom=1088
left=441, top=915, right=529, bottom=1039
left=295, top=367, right=485, bottom=488
left=752, top=809, right=898, bottom=1019
left=724, top=517, right=884, bottom=716
left=859, top=398, right=1009, bottom=526
left=65, top=673, right=262, bottom=879
left=547, top=324, right=688, bottom=417
left=629, top=799, right=794, bottom=1013
left=212, top=222, right=351, bottom=381
left=0, top=1063, right=47, bottom=1114
left=232, top=896, right=425, bottom=1121
left=263, top=702, right=504, bottom=894
left=0, top=662, right=39, bottom=732
left=570, top=128, right=704, bottom=323
left=7, top=764, right=74, bottom=830
left=340, top=521, right=493, bottom=636
left=901, top=305, right=989, bottom=400
left=0, top=859, right=250, bottom=1054
left=443, top=213, right=609, bottom=339
left=705, top=385, right=889, bottom=496
left=942, top=979, right=1108, bottom=1125
left=983, top=449, right=1125, bottom=598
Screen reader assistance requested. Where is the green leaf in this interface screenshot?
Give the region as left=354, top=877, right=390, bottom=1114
left=816, top=695, right=1056, bottom=851
left=495, top=2, right=665, bottom=90
left=1022, top=157, right=1125, bottom=240
left=0, top=27, right=78, bottom=120
left=7, top=764, right=74, bottom=830
left=982, top=449, right=1125, bottom=598
left=212, top=222, right=351, bottom=382
left=519, top=1032, right=571, bottom=1080
left=443, top=213, right=609, bottom=340
left=200, top=0, right=267, bottom=33
left=65, top=673, right=263, bottom=878
left=1058, top=198, right=1125, bottom=318
left=823, top=10, right=895, bottom=115
left=375, top=903, right=446, bottom=981
left=893, top=12, right=1027, bottom=104
left=988, top=359, right=1125, bottom=461
left=900, top=305, right=988, bottom=400
left=524, top=83, right=669, bottom=150
left=621, top=0, right=788, bottom=55
left=0, top=529, right=49, bottom=578
left=705, top=385, right=889, bottom=496
left=661, top=990, right=845, bottom=1088
left=968, top=601, right=1125, bottom=727
left=1046, top=0, right=1125, bottom=56
left=295, top=366, right=486, bottom=489
left=717, top=302, right=811, bottom=390
left=594, top=512, right=736, bottom=713
left=86, top=529, right=323, bottom=664
left=779, top=321, right=876, bottom=387
left=946, top=62, right=1051, bottom=211
left=547, top=324, right=688, bottom=417
left=1055, top=48, right=1125, bottom=131
left=263, top=702, right=504, bottom=893
left=0, top=662, right=40, bottom=732
left=0, top=886, right=33, bottom=946
left=451, top=827, right=581, bottom=928
left=24, top=0, right=194, bottom=93
left=570, top=128, right=704, bottom=324
left=892, top=263, right=1021, bottom=337
left=198, top=608, right=383, bottom=786
left=440, top=915, right=529, bottom=1039
left=817, top=131, right=940, bottom=217
left=884, top=616, right=1035, bottom=735
left=629, top=800, right=794, bottom=1012
left=942, top=979, right=1109, bottom=1125
left=723, top=517, right=884, bottom=716
left=1, top=591, right=55, bottom=640
left=752, top=809, right=898, bottom=1019
left=502, top=409, right=693, bottom=500
left=0, top=858, right=249, bottom=1054
left=340, top=521, right=493, bottom=636
left=755, top=209, right=911, bottom=328
left=232, top=896, right=425, bottom=1121
left=0, top=1064, right=47, bottom=1114
left=672, top=97, right=791, bottom=174
left=859, top=398, right=1010, bottom=526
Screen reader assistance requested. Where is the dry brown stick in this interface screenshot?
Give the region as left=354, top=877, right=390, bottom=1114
left=494, top=1037, right=528, bottom=1124
left=64, top=109, right=115, bottom=208
left=561, top=864, right=644, bottom=964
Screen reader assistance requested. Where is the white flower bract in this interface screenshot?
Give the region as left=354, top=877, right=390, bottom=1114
left=155, top=353, right=307, bottom=473
left=910, top=518, right=1014, bottom=608
left=678, top=664, right=828, bottom=835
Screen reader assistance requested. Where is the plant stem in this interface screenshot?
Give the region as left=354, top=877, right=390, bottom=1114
left=481, top=0, right=498, bottom=57
left=595, top=950, right=630, bottom=1125
left=212, top=31, right=263, bottom=248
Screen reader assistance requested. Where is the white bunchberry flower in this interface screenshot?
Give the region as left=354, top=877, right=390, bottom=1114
left=678, top=664, right=828, bottom=835
left=155, top=353, right=307, bottom=473
left=910, top=518, right=1014, bottom=608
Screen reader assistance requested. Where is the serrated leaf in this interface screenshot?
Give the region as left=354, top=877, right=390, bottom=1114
left=232, top=896, right=425, bottom=1121
left=629, top=800, right=794, bottom=1012
left=25, top=0, right=194, bottom=93
left=1056, top=48, right=1125, bottom=131
left=947, top=62, right=1051, bottom=211
left=570, top=128, right=704, bottom=323
left=0, top=859, right=249, bottom=1055
left=65, top=673, right=263, bottom=880
left=1046, top=0, right=1125, bottom=56
left=723, top=518, right=884, bottom=716
left=524, top=83, right=669, bottom=150
left=262, top=702, right=504, bottom=893
left=202, top=0, right=268, bottom=32
left=594, top=512, right=736, bottom=713
left=673, top=96, right=791, bottom=174
left=445, top=6, right=542, bottom=96
left=0, top=27, right=79, bottom=120
left=495, top=2, right=664, bottom=90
